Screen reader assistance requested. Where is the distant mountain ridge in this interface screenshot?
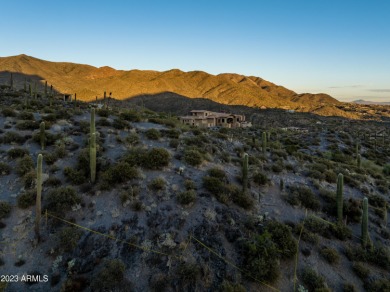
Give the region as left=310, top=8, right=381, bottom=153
left=0, top=54, right=340, bottom=112
left=352, top=99, right=390, bottom=105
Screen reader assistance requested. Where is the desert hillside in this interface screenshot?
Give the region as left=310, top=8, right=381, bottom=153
left=0, top=54, right=340, bottom=111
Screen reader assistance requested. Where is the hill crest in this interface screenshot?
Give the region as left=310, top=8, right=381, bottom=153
left=0, top=54, right=340, bottom=113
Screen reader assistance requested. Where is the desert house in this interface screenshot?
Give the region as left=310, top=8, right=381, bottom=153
left=179, top=110, right=251, bottom=128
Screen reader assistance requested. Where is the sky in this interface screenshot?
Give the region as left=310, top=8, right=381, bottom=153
left=1, top=0, right=389, bottom=102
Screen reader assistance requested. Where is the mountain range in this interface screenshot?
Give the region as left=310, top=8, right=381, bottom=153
left=0, top=54, right=342, bottom=113
left=352, top=99, right=390, bottom=105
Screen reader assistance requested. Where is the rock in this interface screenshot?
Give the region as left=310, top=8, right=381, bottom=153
left=96, top=211, right=103, bottom=216
left=111, top=208, right=120, bottom=218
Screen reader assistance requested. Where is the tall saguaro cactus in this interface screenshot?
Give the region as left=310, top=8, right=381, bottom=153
left=262, top=131, right=267, bottom=155
left=336, top=173, right=344, bottom=223
left=361, top=197, right=369, bottom=248
left=90, top=108, right=97, bottom=183
left=357, top=154, right=361, bottom=169
left=35, top=154, right=43, bottom=241
left=40, top=122, right=46, bottom=150
left=90, top=133, right=97, bottom=183
left=242, top=153, right=249, bottom=192
left=90, top=108, right=96, bottom=136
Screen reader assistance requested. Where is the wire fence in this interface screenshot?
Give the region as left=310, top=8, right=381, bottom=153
left=0, top=202, right=388, bottom=291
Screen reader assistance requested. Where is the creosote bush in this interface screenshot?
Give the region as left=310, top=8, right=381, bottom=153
left=300, top=267, right=326, bottom=291
left=57, top=227, right=83, bottom=252
left=0, top=162, right=11, bottom=175
left=183, top=149, right=203, bottom=166
left=177, top=190, right=197, bottom=205
left=148, top=177, right=166, bottom=190
left=320, top=247, right=339, bottom=264
left=91, top=259, right=126, bottom=290
left=16, top=155, right=34, bottom=176
left=145, top=128, right=161, bottom=140
left=45, top=187, right=81, bottom=216
left=0, top=201, right=11, bottom=219
left=17, top=190, right=37, bottom=209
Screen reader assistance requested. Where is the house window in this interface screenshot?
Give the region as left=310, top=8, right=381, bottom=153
left=237, top=118, right=239, bottom=121
left=205, top=113, right=208, bottom=116
left=222, top=119, right=225, bottom=123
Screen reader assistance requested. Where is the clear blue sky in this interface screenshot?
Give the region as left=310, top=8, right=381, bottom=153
left=1, top=0, right=389, bottom=102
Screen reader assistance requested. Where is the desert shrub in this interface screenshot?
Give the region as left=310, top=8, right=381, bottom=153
left=0, top=201, right=11, bottom=219
left=45, top=187, right=81, bottom=215
left=0, top=162, right=11, bottom=175
left=203, top=176, right=225, bottom=197
left=97, top=108, right=110, bottom=117
left=143, top=148, right=170, bottom=169
left=176, top=262, right=199, bottom=285
left=345, top=244, right=390, bottom=269
left=132, top=200, right=144, bottom=211
left=145, top=128, right=161, bottom=140
left=125, top=133, right=140, bottom=146
left=301, top=267, right=326, bottom=292
left=382, top=164, right=390, bottom=176
left=365, top=278, right=390, bottom=292
left=120, top=110, right=141, bottom=122
left=169, top=138, right=179, bottom=148
left=18, top=111, right=34, bottom=120
left=64, top=167, right=86, bottom=185
left=91, top=259, right=126, bottom=291
left=303, top=216, right=332, bottom=239
left=1, top=108, right=16, bottom=117
left=162, top=129, right=180, bottom=139
left=352, top=262, right=370, bottom=279
left=148, top=117, right=177, bottom=128
left=286, top=186, right=320, bottom=211
left=97, top=117, right=111, bottom=127
left=112, top=118, right=129, bottom=130
left=207, top=167, right=226, bottom=180
left=2, top=131, right=27, bottom=144
left=16, top=120, right=39, bottom=130
left=184, top=179, right=196, bottom=190
left=23, top=170, right=36, bottom=189
left=57, top=227, right=83, bottom=252
left=266, top=221, right=297, bottom=258
left=320, top=247, right=339, bottom=264
left=253, top=172, right=268, bottom=185
left=100, top=162, right=140, bottom=188
left=177, top=190, right=197, bottom=205
left=16, top=155, right=34, bottom=176
left=184, top=135, right=207, bottom=147
left=220, top=281, right=246, bottom=292
left=44, top=177, right=62, bottom=187
left=324, top=170, right=337, bottom=183
left=7, top=148, right=29, bottom=159
left=241, top=232, right=280, bottom=282
left=228, top=185, right=253, bottom=209
left=148, top=177, right=166, bottom=190
left=183, top=149, right=203, bottom=166
left=343, top=283, right=356, bottom=292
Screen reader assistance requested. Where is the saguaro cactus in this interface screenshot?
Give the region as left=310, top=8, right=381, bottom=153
left=361, top=197, right=369, bottom=247
left=90, top=108, right=96, bottom=136
left=35, top=154, right=43, bottom=241
left=336, top=173, right=344, bottom=223
left=357, top=154, right=361, bottom=169
left=29, top=83, right=32, bottom=97
left=262, top=132, right=267, bottom=155
left=44, top=81, right=48, bottom=97
left=40, top=122, right=46, bottom=150
left=242, top=153, right=249, bottom=192
left=90, top=133, right=97, bottom=183
left=24, top=78, right=27, bottom=92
